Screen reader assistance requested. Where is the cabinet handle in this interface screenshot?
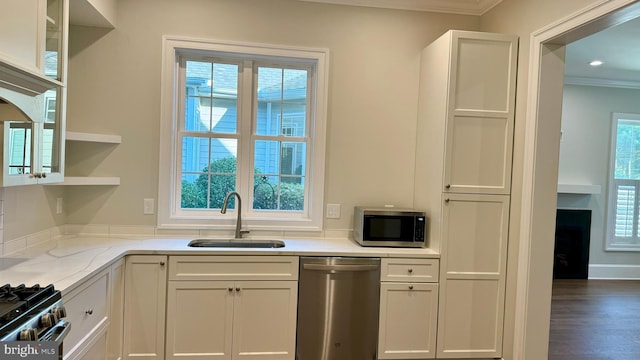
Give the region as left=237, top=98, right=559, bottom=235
left=85, top=309, right=93, bottom=315
left=445, top=184, right=451, bottom=189
left=228, top=287, right=233, bottom=292
left=408, top=285, right=414, bottom=290
left=444, top=198, right=450, bottom=203
left=235, top=287, right=241, bottom=292
left=408, top=268, right=413, bottom=273
left=159, top=261, right=165, bottom=266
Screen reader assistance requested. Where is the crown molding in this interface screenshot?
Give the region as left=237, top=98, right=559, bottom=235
left=296, top=0, right=503, bottom=15
left=564, top=75, right=640, bottom=89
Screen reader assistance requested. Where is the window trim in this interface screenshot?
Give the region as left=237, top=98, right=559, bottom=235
left=158, top=36, right=329, bottom=231
left=606, top=112, right=640, bottom=251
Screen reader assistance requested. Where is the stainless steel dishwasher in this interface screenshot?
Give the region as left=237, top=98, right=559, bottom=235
left=296, top=256, right=381, bottom=360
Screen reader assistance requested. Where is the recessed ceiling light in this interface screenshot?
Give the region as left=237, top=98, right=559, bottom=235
left=589, top=60, right=604, bottom=66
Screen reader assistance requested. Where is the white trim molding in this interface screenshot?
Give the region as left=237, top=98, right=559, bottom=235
left=589, top=264, right=640, bottom=279
left=296, top=0, right=503, bottom=15
left=516, top=0, right=640, bottom=359
left=565, top=75, right=640, bottom=90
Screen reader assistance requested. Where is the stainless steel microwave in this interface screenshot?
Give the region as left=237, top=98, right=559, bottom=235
left=353, top=207, right=426, bottom=248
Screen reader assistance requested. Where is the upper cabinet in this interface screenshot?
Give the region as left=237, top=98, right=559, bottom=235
left=0, top=0, right=66, bottom=95
left=0, top=0, right=67, bottom=186
left=415, top=30, right=518, bottom=196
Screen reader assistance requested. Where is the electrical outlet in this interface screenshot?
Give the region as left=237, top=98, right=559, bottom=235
left=144, top=198, right=155, bottom=215
left=56, top=198, right=63, bottom=214
left=326, top=204, right=341, bottom=219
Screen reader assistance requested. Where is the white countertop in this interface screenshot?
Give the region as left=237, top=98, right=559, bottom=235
left=0, top=235, right=439, bottom=295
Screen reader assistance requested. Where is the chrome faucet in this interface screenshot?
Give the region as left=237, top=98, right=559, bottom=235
left=221, top=191, right=249, bottom=239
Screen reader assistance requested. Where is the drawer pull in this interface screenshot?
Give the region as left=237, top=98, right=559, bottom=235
left=160, top=261, right=165, bottom=266
left=85, top=309, right=94, bottom=315
left=408, top=268, right=413, bottom=273
left=409, top=285, right=414, bottom=290
left=236, top=287, right=241, bottom=292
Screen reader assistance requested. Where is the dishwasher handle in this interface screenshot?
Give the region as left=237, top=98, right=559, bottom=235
left=303, top=263, right=379, bottom=272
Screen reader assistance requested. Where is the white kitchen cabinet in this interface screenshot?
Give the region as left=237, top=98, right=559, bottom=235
left=414, top=30, right=517, bottom=359
left=165, top=256, right=298, bottom=360
left=378, top=258, right=439, bottom=360
left=108, top=258, right=125, bottom=360
left=437, top=193, right=509, bottom=358
left=122, top=255, right=167, bottom=360
left=0, top=0, right=68, bottom=186
left=415, top=30, right=517, bottom=196
left=63, top=267, right=110, bottom=360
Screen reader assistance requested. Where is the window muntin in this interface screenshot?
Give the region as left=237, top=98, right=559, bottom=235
left=607, top=113, right=640, bottom=250
left=158, top=37, right=328, bottom=230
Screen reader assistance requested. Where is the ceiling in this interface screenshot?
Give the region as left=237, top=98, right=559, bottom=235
left=565, top=17, right=640, bottom=89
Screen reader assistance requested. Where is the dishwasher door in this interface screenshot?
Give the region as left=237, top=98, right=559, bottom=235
left=296, top=256, right=381, bottom=360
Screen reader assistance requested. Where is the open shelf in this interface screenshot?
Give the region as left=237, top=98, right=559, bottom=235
left=48, top=176, right=121, bottom=186
left=66, top=131, right=121, bottom=144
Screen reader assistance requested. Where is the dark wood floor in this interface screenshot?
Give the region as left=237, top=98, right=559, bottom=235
left=549, top=279, right=640, bottom=360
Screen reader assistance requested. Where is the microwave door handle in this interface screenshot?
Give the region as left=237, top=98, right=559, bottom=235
left=303, top=264, right=379, bottom=273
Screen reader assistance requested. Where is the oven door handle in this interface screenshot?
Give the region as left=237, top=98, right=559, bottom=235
left=49, top=320, right=72, bottom=343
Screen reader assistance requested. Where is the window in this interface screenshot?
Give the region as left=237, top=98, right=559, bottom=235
left=158, top=37, right=328, bottom=230
left=606, top=112, right=640, bottom=250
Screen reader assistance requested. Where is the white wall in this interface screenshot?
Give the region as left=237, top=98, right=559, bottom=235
left=558, top=84, right=640, bottom=268
left=64, top=0, right=480, bottom=229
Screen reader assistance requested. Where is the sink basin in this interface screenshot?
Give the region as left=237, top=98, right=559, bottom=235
left=188, top=239, right=285, bottom=248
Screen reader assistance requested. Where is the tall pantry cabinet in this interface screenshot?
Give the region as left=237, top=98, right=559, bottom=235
left=413, top=30, right=518, bottom=359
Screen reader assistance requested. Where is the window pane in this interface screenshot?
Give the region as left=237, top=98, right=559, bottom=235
left=186, top=61, right=212, bottom=97
left=615, top=185, right=635, bottom=237
left=254, top=175, right=278, bottom=210
left=8, top=123, right=31, bottom=175
left=279, top=179, right=304, bottom=211
left=615, top=120, right=640, bottom=179
left=181, top=137, right=237, bottom=209
left=256, top=67, right=307, bottom=136
left=281, top=142, right=306, bottom=176
left=185, top=61, right=238, bottom=133
left=253, top=140, right=305, bottom=211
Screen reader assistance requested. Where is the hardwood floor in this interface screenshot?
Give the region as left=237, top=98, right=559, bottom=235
left=549, top=279, right=640, bottom=360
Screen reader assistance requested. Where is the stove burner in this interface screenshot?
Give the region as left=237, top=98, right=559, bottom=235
left=0, top=284, right=61, bottom=340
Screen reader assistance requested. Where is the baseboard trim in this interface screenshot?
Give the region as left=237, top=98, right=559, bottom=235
left=588, top=264, right=640, bottom=280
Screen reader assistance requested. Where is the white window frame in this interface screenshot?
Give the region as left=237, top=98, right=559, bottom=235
left=606, top=112, right=640, bottom=251
left=158, top=36, right=329, bottom=231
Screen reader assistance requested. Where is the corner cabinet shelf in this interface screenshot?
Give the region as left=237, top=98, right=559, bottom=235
left=57, top=131, right=121, bottom=186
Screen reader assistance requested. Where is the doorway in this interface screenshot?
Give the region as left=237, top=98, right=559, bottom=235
left=516, top=1, right=640, bottom=359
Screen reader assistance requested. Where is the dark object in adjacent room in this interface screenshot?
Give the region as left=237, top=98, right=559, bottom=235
left=554, top=209, right=591, bottom=279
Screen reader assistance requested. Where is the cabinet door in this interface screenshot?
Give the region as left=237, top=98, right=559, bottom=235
left=232, top=281, right=298, bottom=360
left=437, top=193, right=509, bottom=358
left=378, top=282, right=438, bottom=359
left=443, top=32, right=517, bottom=195
left=165, top=281, right=235, bottom=360
left=0, top=0, right=42, bottom=71
left=123, top=256, right=167, bottom=360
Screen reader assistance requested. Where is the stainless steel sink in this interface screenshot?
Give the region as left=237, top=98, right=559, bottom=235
left=187, top=238, right=285, bottom=248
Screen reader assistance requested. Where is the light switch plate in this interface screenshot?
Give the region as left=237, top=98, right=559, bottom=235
left=144, top=198, right=155, bottom=215
left=326, top=204, right=341, bottom=219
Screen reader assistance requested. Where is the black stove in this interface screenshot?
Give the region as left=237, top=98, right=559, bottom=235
left=0, top=284, right=67, bottom=342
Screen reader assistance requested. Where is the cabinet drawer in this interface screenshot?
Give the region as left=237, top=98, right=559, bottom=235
left=63, top=269, right=110, bottom=355
left=381, top=258, right=439, bottom=282
left=169, top=256, right=299, bottom=281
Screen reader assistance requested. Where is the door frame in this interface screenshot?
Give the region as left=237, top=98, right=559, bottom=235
left=515, top=0, right=640, bottom=359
